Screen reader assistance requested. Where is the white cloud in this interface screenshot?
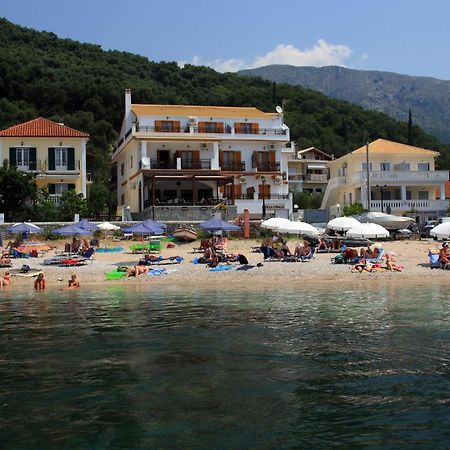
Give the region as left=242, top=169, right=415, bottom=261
left=180, top=39, right=353, bottom=73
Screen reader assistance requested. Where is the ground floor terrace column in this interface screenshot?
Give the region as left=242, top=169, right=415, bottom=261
left=440, top=183, right=446, bottom=200
left=401, top=185, right=407, bottom=201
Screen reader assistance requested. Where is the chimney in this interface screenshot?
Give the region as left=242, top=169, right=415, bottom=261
left=125, top=89, right=131, bottom=116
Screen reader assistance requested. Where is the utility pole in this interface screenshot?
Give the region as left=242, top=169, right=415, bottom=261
left=366, top=141, right=371, bottom=211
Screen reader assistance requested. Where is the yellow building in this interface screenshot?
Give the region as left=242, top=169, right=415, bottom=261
left=0, top=117, right=90, bottom=203
left=321, top=139, right=449, bottom=221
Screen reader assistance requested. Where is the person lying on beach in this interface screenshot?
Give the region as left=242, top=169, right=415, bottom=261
left=0, top=271, right=11, bottom=287
left=294, top=241, right=311, bottom=257
left=34, top=273, right=46, bottom=290
left=360, top=244, right=376, bottom=258
left=351, top=258, right=375, bottom=273
left=61, top=274, right=80, bottom=290
left=126, top=265, right=149, bottom=277
left=385, top=253, right=402, bottom=272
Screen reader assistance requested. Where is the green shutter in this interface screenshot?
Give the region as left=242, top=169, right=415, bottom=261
left=48, top=148, right=55, bottom=170
left=9, top=148, right=16, bottom=168
left=68, top=184, right=76, bottom=191
left=67, top=148, right=75, bottom=170
left=29, top=147, right=37, bottom=170
left=48, top=184, right=56, bottom=195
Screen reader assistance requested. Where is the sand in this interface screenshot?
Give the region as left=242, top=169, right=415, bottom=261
left=1, top=236, right=448, bottom=291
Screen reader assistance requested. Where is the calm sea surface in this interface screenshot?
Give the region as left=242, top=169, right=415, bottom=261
left=0, top=284, right=449, bottom=449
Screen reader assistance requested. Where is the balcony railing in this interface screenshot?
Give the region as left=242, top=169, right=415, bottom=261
left=221, top=161, right=245, bottom=171
left=254, top=162, right=280, bottom=172
left=370, top=199, right=448, bottom=212
left=182, top=160, right=211, bottom=170
left=352, top=170, right=449, bottom=184
left=11, top=160, right=81, bottom=172
left=49, top=194, right=62, bottom=205
left=134, top=125, right=287, bottom=136
left=149, top=159, right=175, bottom=169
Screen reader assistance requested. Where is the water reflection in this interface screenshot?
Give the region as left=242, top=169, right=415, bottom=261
left=0, top=284, right=449, bottom=449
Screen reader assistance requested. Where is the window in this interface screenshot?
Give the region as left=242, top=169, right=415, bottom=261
left=16, top=147, right=30, bottom=168
left=121, top=193, right=125, bottom=205
left=362, top=162, right=373, bottom=171
left=55, top=148, right=67, bottom=169
left=394, top=162, right=410, bottom=171
left=155, top=120, right=181, bottom=132
left=130, top=155, right=133, bottom=168
left=234, top=122, right=259, bottom=134
left=418, top=162, right=430, bottom=171
left=380, top=162, right=390, bottom=171
left=120, top=163, right=125, bottom=176
left=419, top=191, right=429, bottom=200
left=406, top=190, right=412, bottom=200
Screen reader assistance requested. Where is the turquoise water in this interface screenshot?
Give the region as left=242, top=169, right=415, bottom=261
left=0, top=284, right=449, bottom=449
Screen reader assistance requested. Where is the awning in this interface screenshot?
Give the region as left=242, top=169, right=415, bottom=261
left=307, top=163, right=327, bottom=169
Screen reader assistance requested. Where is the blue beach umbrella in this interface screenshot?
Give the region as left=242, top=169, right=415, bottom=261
left=77, top=219, right=99, bottom=231
left=123, top=222, right=165, bottom=235
left=7, top=222, right=42, bottom=234
left=143, top=219, right=167, bottom=231
left=199, top=218, right=240, bottom=232
left=52, top=224, right=92, bottom=236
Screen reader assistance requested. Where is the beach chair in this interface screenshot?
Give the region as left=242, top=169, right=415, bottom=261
left=140, top=256, right=183, bottom=266
left=298, top=247, right=316, bottom=262
left=428, top=250, right=448, bottom=269
left=366, top=249, right=385, bottom=264
left=80, top=247, right=95, bottom=262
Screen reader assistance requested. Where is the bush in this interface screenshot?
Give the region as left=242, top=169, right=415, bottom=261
left=343, top=202, right=365, bottom=216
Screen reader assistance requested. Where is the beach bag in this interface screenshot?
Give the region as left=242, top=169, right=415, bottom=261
left=20, top=264, right=31, bottom=273
left=333, top=254, right=345, bottom=264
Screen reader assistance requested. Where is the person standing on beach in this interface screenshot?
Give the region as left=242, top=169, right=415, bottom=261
left=34, top=273, right=46, bottom=290
left=0, top=271, right=11, bottom=287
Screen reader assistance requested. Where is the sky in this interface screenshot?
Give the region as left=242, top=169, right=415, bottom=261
left=2, top=0, right=450, bottom=80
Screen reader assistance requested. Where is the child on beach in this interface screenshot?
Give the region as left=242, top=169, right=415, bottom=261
left=0, top=271, right=11, bottom=287
left=34, top=273, right=46, bottom=290
left=61, top=274, right=80, bottom=290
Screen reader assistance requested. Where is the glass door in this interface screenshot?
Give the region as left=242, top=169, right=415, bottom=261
left=55, top=148, right=68, bottom=170
left=16, top=148, right=29, bottom=171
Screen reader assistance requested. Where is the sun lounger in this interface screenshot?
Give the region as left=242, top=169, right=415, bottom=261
left=139, top=256, right=184, bottom=266
left=59, top=258, right=88, bottom=267
left=366, top=249, right=385, bottom=264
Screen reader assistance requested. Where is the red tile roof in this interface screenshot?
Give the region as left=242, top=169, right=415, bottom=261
left=0, top=117, right=89, bottom=138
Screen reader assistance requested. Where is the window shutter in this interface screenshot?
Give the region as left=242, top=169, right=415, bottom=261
left=217, top=122, right=224, bottom=133
left=68, top=184, right=76, bottom=191
left=234, top=184, right=242, bottom=198
left=9, top=148, right=17, bottom=168
left=236, top=151, right=241, bottom=164
left=198, top=122, right=206, bottom=133
left=251, top=123, right=259, bottom=134
left=48, top=183, right=56, bottom=195
left=234, top=123, right=241, bottom=133
left=173, top=121, right=181, bottom=132
left=48, top=148, right=55, bottom=170
left=29, top=147, right=37, bottom=170
left=193, top=150, right=200, bottom=161
left=219, top=150, right=224, bottom=167
left=67, top=148, right=75, bottom=170
left=269, top=150, right=276, bottom=163
left=155, top=120, right=162, bottom=132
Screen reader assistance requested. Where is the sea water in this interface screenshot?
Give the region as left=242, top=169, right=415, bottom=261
left=0, top=284, right=449, bottom=449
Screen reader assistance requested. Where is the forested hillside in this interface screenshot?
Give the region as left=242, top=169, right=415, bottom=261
left=1, top=17, right=449, bottom=184
left=240, top=65, right=450, bottom=143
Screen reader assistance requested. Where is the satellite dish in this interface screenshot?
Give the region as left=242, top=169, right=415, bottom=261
left=281, top=124, right=288, bottom=130
left=276, top=106, right=283, bottom=113
left=142, top=157, right=150, bottom=167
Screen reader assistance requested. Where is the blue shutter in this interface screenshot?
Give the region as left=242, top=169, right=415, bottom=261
left=48, top=184, right=56, bottom=195
left=9, top=148, right=17, bottom=168
left=68, top=184, right=76, bottom=191
left=67, top=148, right=75, bottom=170
left=29, top=148, right=37, bottom=170
left=48, top=148, right=55, bottom=170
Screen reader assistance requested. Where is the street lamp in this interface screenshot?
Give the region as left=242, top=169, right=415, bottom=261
left=261, top=175, right=267, bottom=219
left=376, top=184, right=388, bottom=213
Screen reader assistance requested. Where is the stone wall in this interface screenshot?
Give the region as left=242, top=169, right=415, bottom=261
left=136, top=205, right=238, bottom=222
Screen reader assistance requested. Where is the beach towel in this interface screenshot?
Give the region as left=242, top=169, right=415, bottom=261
left=147, top=268, right=167, bottom=276
left=236, top=264, right=256, bottom=271
left=105, top=270, right=127, bottom=280
left=208, top=265, right=236, bottom=272
left=96, top=247, right=124, bottom=253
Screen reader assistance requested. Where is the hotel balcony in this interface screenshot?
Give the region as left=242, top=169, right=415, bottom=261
left=142, top=159, right=212, bottom=170
left=370, top=199, right=448, bottom=212
left=12, top=160, right=82, bottom=174
left=253, top=162, right=280, bottom=172
left=351, top=170, right=449, bottom=184
left=134, top=124, right=287, bottom=136
left=221, top=161, right=245, bottom=171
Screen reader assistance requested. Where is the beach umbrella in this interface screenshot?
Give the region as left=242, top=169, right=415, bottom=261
left=430, top=222, right=450, bottom=239
left=123, top=222, right=165, bottom=235
left=143, top=219, right=167, bottom=231
left=97, top=222, right=120, bottom=231
left=355, top=212, right=414, bottom=230
left=77, top=219, right=99, bottom=231
left=346, top=223, right=390, bottom=239
left=199, top=218, right=240, bottom=232
left=261, top=217, right=291, bottom=230
left=7, top=222, right=42, bottom=234
left=327, top=217, right=361, bottom=232
left=52, top=224, right=92, bottom=236
left=276, top=221, right=320, bottom=235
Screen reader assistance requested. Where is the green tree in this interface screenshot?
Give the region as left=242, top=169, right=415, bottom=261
left=342, top=202, right=365, bottom=216
left=58, top=190, right=88, bottom=221
left=292, top=191, right=324, bottom=209
left=0, top=160, right=36, bottom=221
left=88, top=182, right=110, bottom=216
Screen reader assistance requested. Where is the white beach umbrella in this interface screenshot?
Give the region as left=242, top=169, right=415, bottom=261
left=327, top=216, right=361, bottom=232
left=261, top=217, right=291, bottom=230
left=346, top=223, right=390, bottom=239
left=430, top=222, right=450, bottom=239
left=97, top=222, right=120, bottom=231
left=276, top=221, right=320, bottom=235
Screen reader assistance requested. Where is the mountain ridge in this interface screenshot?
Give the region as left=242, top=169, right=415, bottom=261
left=239, top=65, right=450, bottom=143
